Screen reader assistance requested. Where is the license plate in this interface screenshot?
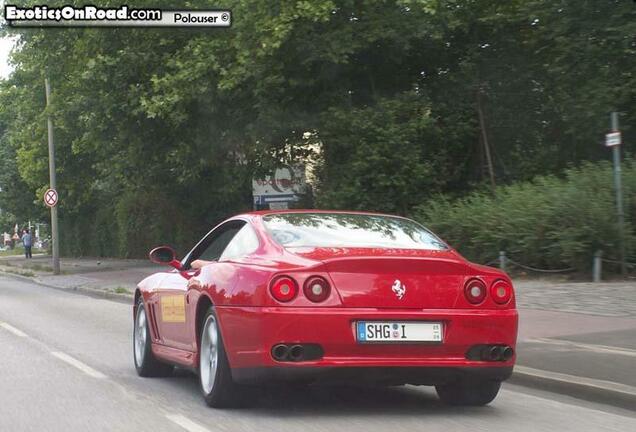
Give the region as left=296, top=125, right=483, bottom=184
left=356, top=321, right=443, bottom=343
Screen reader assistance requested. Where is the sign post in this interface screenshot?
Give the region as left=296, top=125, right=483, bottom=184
left=45, top=77, right=60, bottom=275
left=605, top=112, right=626, bottom=276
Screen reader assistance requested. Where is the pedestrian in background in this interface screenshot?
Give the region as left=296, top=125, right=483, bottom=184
left=22, top=228, right=32, bottom=259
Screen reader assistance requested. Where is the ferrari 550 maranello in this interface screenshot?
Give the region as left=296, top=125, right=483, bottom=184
left=133, top=211, right=518, bottom=407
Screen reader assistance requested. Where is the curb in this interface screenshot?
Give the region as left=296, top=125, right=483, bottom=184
left=511, top=365, right=636, bottom=411
left=0, top=270, right=134, bottom=304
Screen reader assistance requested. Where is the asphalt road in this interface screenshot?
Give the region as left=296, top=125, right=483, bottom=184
left=1, top=275, right=635, bottom=432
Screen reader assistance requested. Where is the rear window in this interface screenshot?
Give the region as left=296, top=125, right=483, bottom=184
left=262, top=213, right=447, bottom=250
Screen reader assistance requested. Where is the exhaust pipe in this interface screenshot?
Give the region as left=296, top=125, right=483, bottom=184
left=488, top=346, right=503, bottom=361
left=502, top=346, right=514, bottom=361
left=467, top=344, right=513, bottom=362
left=288, top=345, right=304, bottom=362
left=272, top=344, right=289, bottom=361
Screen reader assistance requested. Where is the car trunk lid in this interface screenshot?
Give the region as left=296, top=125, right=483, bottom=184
left=286, top=247, right=470, bottom=309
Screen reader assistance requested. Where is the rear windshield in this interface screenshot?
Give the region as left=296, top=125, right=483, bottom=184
left=262, top=213, right=447, bottom=250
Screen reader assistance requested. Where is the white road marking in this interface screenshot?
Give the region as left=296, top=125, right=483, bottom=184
left=529, top=337, right=636, bottom=357
left=1, top=322, right=108, bottom=379
left=0, top=322, right=29, bottom=338
left=50, top=351, right=107, bottom=379
left=165, top=414, right=212, bottom=432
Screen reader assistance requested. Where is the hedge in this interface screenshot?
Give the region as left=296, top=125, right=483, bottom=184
left=413, top=159, right=635, bottom=273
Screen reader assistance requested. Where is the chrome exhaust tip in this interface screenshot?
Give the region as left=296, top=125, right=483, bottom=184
left=502, top=346, right=514, bottom=361
left=488, top=346, right=503, bottom=361
left=272, top=344, right=289, bottom=361
left=288, top=344, right=304, bottom=362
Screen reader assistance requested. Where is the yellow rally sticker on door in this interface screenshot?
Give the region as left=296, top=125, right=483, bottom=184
left=161, top=295, right=185, bottom=323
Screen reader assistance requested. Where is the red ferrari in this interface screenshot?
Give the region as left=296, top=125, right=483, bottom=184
left=133, top=210, right=517, bottom=407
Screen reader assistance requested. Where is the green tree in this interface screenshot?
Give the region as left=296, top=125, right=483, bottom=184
left=0, top=0, right=633, bottom=259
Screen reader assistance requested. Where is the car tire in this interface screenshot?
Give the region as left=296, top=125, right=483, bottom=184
left=435, top=379, right=501, bottom=406
left=133, top=297, right=173, bottom=377
left=198, top=306, right=253, bottom=408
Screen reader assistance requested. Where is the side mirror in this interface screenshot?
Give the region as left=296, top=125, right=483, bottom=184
left=149, top=246, right=182, bottom=270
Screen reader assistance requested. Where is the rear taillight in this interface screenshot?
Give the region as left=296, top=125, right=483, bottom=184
left=491, top=280, right=513, bottom=304
left=464, top=278, right=487, bottom=304
left=303, top=276, right=331, bottom=303
left=270, top=276, right=298, bottom=302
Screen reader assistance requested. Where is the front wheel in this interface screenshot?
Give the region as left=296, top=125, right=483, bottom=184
left=133, top=298, right=173, bottom=377
left=199, top=306, right=253, bottom=408
left=435, top=380, right=501, bottom=406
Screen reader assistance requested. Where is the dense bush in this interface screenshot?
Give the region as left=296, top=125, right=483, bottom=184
left=413, top=159, right=636, bottom=272
left=58, top=183, right=251, bottom=259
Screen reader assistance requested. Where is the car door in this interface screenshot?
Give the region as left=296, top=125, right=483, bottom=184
left=154, top=220, right=246, bottom=351
left=181, top=222, right=261, bottom=351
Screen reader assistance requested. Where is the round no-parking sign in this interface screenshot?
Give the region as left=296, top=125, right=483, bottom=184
left=44, top=188, right=58, bottom=208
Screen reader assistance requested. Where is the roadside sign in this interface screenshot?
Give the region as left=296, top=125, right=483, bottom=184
left=605, top=132, right=621, bottom=147
left=252, top=164, right=306, bottom=209
left=44, top=188, right=58, bottom=208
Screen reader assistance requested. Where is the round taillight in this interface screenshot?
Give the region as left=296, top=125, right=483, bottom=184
left=464, top=279, right=487, bottom=304
left=491, top=280, right=513, bottom=304
left=303, top=276, right=331, bottom=303
left=270, top=276, right=298, bottom=302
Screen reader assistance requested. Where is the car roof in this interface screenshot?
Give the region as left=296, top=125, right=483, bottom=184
left=243, top=209, right=404, bottom=219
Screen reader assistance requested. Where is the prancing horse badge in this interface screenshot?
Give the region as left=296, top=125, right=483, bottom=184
left=392, top=279, right=406, bottom=300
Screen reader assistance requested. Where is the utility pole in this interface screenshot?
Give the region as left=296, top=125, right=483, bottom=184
left=477, top=87, right=496, bottom=192
left=607, top=112, right=626, bottom=276
left=45, top=77, right=60, bottom=275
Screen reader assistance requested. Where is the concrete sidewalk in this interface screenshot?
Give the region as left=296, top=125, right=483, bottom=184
left=513, top=280, right=636, bottom=395
left=0, top=255, right=157, bottom=296
left=1, top=255, right=635, bottom=409
left=513, top=308, right=636, bottom=409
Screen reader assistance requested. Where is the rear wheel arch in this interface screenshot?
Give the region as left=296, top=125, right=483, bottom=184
left=195, top=294, right=214, bottom=344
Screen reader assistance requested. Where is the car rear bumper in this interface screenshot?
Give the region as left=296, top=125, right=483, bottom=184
left=217, top=306, right=518, bottom=382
